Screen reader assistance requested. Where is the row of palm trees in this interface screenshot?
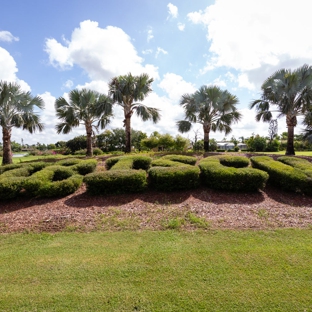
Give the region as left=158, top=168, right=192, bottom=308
left=1, top=64, right=312, bottom=165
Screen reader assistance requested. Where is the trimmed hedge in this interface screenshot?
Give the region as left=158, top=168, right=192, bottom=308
left=23, top=165, right=83, bottom=197
left=250, top=156, right=312, bottom=195
left=0, top=162, right=50, bottom=199
left=218, top=155, right=250, bottom=168
left=72, top=159, right=97, bottom=175
left=106, top=155, right=152, bottom=171
left=56, top=158, right=81, bottom=166
left=148, top=165, right=200, bottom=191
left=161, top=155, right=197, bottom=166
left=277, top=156, right=312, bottom=178
left=151, top=159, right=182, bottom=167
left=199, top=156, right=268, bottom=192
left=83, top=169, right=148, bottom=195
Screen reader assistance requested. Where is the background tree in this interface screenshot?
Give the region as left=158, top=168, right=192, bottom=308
left=250, top=64, right=312, bottom=155
left=108, top=73, right=161, bottom=153
left=0, top=81, right=44, bottom=165
left=55, top=88, right=112, bottom=157
left=66, top=135, right=87, bottom=154
left=177, top=85, right=241, bottom=152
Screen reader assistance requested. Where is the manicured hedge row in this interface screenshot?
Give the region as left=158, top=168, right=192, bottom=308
left=148, top=165, right=200, bottom=191
left=199, top=156, right=268, bottom=192
left=250, top=156, right=312, bottom=195
left=219, top=155, right=250, bottom=168
left=0, top=162, right=50, bottom=199
left=148, top=155, right=200, bottom=191
left=23, top=165, right=83, bottom=197
left=83, top=169, right=147, bottom=195
left=106, top=155, right=152, bottom=170
left=278, top=156, right=312, bottom=178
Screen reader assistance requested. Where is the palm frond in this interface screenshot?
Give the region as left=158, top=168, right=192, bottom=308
left=177, top=120, right=192, bottom=133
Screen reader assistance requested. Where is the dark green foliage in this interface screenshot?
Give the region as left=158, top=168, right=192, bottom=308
left=277, top=156, right=312, bottom=178
left=66, top=135, right=87, bottom=153
left=219, top=155, right=250, bottom=168
left=92, top=147, right=103, bottom=155
left=250, top=156, right=312, bottom=195
left=106, top=155, right=152, bottom=171
left=148, top=166, right=200, bottom=191
left=84, top=169, right=147, bottom=195
left=56, top=158, right=81, bottom=166
left=0, top=163, right=50, bottom=199
left=0, top=177, right=26, bottom=199
left=105, top=157, right=122, bottom=170
left=0, top=163, right=23, bottom=175
left=151, top=159, right=182, bottom=167
left=199, top=156, right=268, bottom=192
left=23, top=165, right=82, bottom=197
left=162, top=155, right=197, bottom=165
left=72, top=159, right=97, bottom=175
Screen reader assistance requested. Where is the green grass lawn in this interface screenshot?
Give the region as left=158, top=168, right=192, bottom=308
left=1, top=230, right=312, bottom=311
left=258, top=151, right=312, bottom=156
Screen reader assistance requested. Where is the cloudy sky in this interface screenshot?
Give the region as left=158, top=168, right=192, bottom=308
left=1, top=0, right=312, bottom=145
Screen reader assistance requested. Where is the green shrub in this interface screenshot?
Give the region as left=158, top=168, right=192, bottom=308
left=0, top=163, right=23, bottom=175
left=218, top=155, right=250, bottom=168
left=148, top=166, right=200, bottom=191
left=277, top=156, right=312, bottom=178
left=74, top=149, right=87, bottom=155
left=151, top=159, right=181, bottom=167
left=106, top=155, right=152, bottom=171
left=105, top=157, right=122, bottom=170
left=92, top=148, right=103, bottom=155
left=162, top=155, right=197, bottom=165
left=250, top=156, right=312, bottom=195
left=23, top=165, right=83, bottom=197
left=0, top=177, right=26, bottom=200
left=0, top=163, right=50, bottom=199
left=84, top=169, right=147, bottom=195
left=56, top=158, right=81, bottom=166
left=199, top=156, right=268, bottom=192
left=72, top=159, right=97, bottom=175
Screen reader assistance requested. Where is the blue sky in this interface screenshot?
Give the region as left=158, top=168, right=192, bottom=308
left=1, top=0, right=312, bottom=145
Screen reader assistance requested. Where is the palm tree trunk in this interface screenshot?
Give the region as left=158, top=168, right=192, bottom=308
left=124, top=107, right=132, bottom=153
left=2, top=127, right=13, bottom=165
left=86, top=124, right=93, bottom=157
left=203, top=124, right=210, bottom=152
left=285, top=115, right=296, bottom=155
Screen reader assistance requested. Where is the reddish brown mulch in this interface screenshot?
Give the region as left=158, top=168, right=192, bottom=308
left=1, top=184, right=312, bottom=233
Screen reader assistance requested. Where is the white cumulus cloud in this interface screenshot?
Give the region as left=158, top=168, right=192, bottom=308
left=167, top=3, right=178, bottom=19
left=0, top=31, right=19, bottom=42
left=44, top=20, right=159, bottom=81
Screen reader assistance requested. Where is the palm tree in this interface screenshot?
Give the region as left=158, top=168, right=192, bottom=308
left=55, top=89, right=112, bottom=157
left=250, top=64, right=312, bottom=155
left=0, top=81, right=44, bottom=165
left=177, top=85, right=241, bottom=152
left=108, top=73, right=161, bottom=153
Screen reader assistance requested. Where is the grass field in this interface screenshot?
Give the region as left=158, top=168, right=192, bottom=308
left=1, top=230, right=312, bottom=311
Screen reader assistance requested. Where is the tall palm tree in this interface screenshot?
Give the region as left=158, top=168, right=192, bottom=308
left=0, top=81, right=44, bottom=165
left=250, top=64, right=312, bottom=155
left=55, top=88, right=112, bottom=157
left=177, top=85, right=241, bottom=152
left=108, top=73, right=161, bottom=153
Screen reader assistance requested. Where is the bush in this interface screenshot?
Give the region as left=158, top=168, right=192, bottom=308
left=92, top=147, right=103, bottom=155
left=277, top=156, right=312, bottom=178
left=151, top=159, right=182, bottom=167
left=74, top=149, right=87, bottom=155
left=199, top=156, right=268, bottom=192
left=250, top=156, right=312, bottom=195
left=162, top=155, right=197, bottom=165
left=56, top=158, right=81, bottom=166
left=0, top=163, right=50, bottom=199
left=23, top=165, right=83, bottom=197
left=106, top=155, right=152, bottom=171
left=148, top=166, right=200, bottom=191
left=72, top=159, right=97, bottom=175
left=219, top=155, right=250, bottom=168
left=84, top=169, right=148, bottom=195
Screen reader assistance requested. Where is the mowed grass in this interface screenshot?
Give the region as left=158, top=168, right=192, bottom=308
left=1, top=230, right=312, bottom=311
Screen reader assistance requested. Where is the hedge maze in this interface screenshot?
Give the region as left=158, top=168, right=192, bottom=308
left=0, top=158, right=97, bottom=199
left=1, top=154, right=312, bottom=199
